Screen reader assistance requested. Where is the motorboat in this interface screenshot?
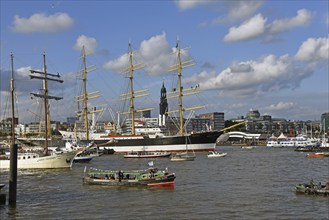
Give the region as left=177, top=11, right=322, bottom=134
left=124, top=151, right=171, bottom=158
left=83, top=165, right=175, bottom=187
left=207, top=151, right=227, bottom=158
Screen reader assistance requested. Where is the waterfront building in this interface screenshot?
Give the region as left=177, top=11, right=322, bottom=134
left=0, top=117, right=18, bottom=135
left=198, top=112, right=225, bottom=131
left=321, top=112, right=329, bottom=133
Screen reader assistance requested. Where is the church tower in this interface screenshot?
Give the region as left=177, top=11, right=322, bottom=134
left=159, top=82, right=168, bottom=126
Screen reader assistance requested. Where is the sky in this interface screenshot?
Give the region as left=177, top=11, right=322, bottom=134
left=0, top=0, right=328, bottom=124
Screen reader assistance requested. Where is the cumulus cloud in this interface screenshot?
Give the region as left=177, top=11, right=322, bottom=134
left=295, top=36, right=329, bottom=62
left=103, top=33, right=182, bottom=76
left=74, top=35, right=98, bottom=54
left=224, top=9, right=312, bottom=42
left=11, top=12, right=74, bottom=33
left=268, top=9, right=312, bottom=34
left=184, top=53, right=314, bottom=98
left=224, top=14, right=267, bottom=42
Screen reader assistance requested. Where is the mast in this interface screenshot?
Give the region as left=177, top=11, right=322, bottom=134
left=9, top=52, right=18, bottom=205
left=82, top=47, right=89, bottom=141
left=176, top=39, right=184, bottom=135
left=120, top=42, right=153, bottom=135
left=30, top=52, right=63, bottom=155
left=128, top=43, right=135, bottom=135
left=10, top=53, right=16, bottom=145
left=43, top=53, right=49, bottom=152
left=75, top=46, right=101, bottom=142
left=168, top=38, right=203, bottom=136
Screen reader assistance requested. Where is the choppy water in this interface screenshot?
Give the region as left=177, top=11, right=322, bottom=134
left=0, top=146, right=328, bottom=219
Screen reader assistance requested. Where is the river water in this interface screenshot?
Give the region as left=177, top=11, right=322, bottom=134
left=0, top=146, right=328, bottom=219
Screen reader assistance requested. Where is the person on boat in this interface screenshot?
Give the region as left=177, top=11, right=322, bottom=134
left=118, top=170, right=124, bottom=181
left=310, top=179, right=315, bottom=188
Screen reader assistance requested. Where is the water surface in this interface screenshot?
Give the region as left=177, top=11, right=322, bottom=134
left=1, top=146, right=328, bottom=219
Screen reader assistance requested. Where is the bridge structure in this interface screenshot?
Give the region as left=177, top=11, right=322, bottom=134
left=226, top=131, right=261, bottom=140
left=216, top=131, right=265, bottom=145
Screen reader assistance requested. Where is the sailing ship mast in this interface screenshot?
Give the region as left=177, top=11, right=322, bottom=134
left=9, top=52, right=18, bottom=205
left=120, top=42, right=153, bottom=135
left=30, top=52, right=63, bottom=155
left=168, top=38, right=204, bottom=136
left=75, top=46, right=102, bottom=142
left=10, top=53, right=16, bottom=146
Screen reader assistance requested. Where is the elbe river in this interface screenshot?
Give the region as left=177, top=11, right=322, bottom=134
left=0, top=146, right=328, bottom=219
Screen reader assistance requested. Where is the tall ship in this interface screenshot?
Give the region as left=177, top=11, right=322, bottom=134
left=60, top=40, right=222, bottom=153
left=58, top=46, right=110, bottom=143
left=0, top=53, right=77, bottom=169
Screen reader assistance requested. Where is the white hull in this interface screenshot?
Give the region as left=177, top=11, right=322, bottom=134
left=99, top=143, right=215, bottom=153
left=0, top=151, right=77, bottom=169
left=207, top=152, right=227, bottom=158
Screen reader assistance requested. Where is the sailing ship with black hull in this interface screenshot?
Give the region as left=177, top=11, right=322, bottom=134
left=75, top=40, right=222, bottom=153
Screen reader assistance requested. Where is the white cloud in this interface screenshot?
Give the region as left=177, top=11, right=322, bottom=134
left=11, top=13, right=74, bottom=33
left=16, top=66, right=32, bottom=78
left=224, top=14, right=267, bottom=42
left=175, top=0, right=212, bottom=10
left=103, top=33, right=181, bottom=76
left=224, top=9, right=312, bottom=42
left=268, top=9, right=312, bottom=34
left=176, top=0, right=263, bottom=23
left=185, top=54, right=315, bottom=98
left=73, top=35, right=97, bottom=54
left=103, top=52, right=129, bottom=72
left=264, top=102, right=295, bottom=111
left=224, top=1, right=264, bottom=21
left=295, top=36, right=329, bottom=62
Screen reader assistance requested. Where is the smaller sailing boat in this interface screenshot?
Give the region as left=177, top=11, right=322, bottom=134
left=171, top=138, right=196, bottom=162
left=170, top=151, right=196, bottom=161
left=0, top=53, right=77, bottom=169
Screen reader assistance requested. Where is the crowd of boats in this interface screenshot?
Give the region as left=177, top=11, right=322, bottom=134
left=1, top=40, right=328, bottom=192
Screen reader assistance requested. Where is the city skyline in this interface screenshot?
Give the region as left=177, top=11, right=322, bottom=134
left=1, top=1, right=328, bottom=124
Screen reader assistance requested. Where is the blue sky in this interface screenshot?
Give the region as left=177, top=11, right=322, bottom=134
left=1, top=0, right=328, bottom=124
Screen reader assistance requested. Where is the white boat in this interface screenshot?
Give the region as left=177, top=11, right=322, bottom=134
left=207, top=151, right=227, bottom=158
left=0, top=53, right=77, bottom=169
left=0, top=151, right=77, bottom=169
left=124, top=151, right=171, bottom=158
left=241, top=146, right=255, bottom=149
left=266, top=133, right=318, bottom=148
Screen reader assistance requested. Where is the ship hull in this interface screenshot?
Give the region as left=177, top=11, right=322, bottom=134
left=91, top=131, right=222, bottom=153
left=0, top=151, right=77, bottom=169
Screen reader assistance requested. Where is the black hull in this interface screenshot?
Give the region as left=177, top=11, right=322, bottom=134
left=95, top=131, right=221, bottom=146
